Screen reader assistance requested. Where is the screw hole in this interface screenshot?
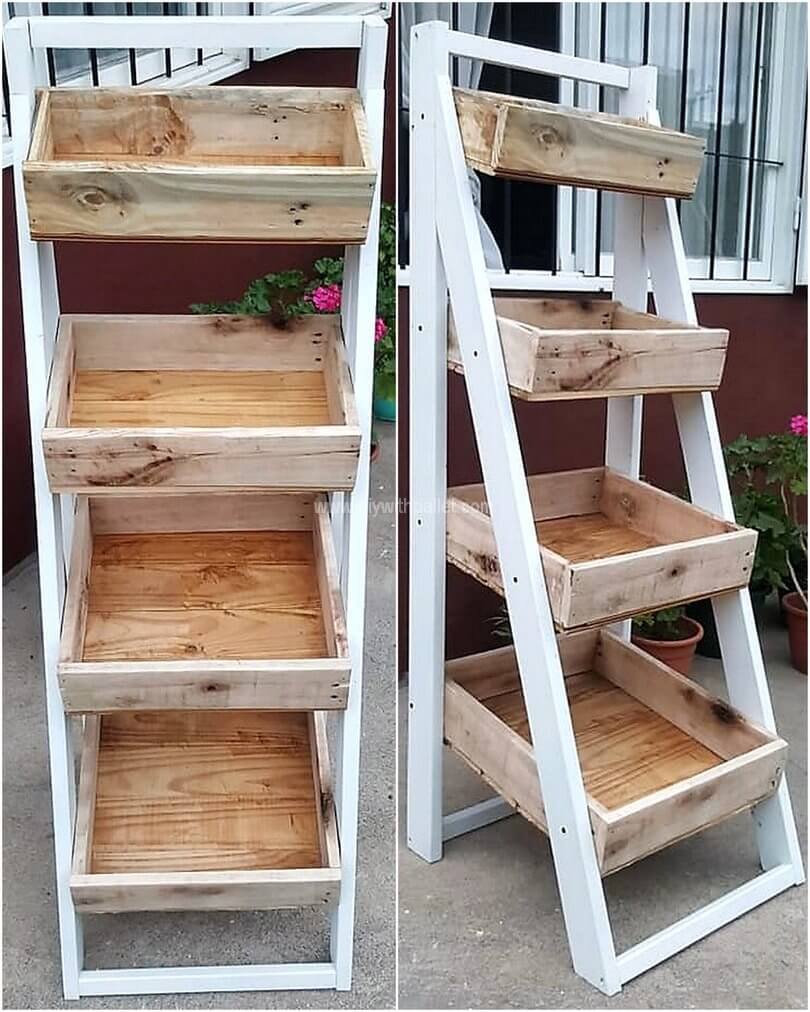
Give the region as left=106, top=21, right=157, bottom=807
left=560, top=826, right=567, bottom=834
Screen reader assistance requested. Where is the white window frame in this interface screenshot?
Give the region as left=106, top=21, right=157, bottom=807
left=2, top=2, right=251, bottom=168
left=253, top=2, right=390, bottom=60
left=397, top=1, right=807, bottom=295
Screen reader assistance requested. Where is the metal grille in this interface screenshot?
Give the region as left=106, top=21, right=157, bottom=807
left=398, top=2, right=805, bottom=285
left=2, top=1, right=249, bottom=141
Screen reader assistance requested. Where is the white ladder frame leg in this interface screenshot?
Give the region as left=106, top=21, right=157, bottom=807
left=406, top=23, right=805, bottom=997
left=6, top=11, right=387, bottom=999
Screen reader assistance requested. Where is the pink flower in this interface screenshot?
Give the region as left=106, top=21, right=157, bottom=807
left=308, top=283, right=341, bottom=312
left=375, top=317, right=388, bottom=342
left=790, top=414, right=808, bottom=437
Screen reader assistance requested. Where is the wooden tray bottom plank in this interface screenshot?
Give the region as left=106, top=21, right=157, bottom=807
left=91, top=711, right=322, bottom=874
left=536, top=512, right=660, bottom=562
left=70, top=369, right=331, bottom=427
left=467, top=668, right=722, bottom=809
left=84, top=530, right=328, bottom=661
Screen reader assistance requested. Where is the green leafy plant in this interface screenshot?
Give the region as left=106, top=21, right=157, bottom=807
left=632, top=606, right=688, bottom=641
left=724, top=423, right=807, bottom=600
left=191, top=269, right=310, bottom=327
left=189, top=202, right=397, bottom=401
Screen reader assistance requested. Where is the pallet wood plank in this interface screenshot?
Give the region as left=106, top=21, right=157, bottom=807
left=25, top=87, right=376, bottom=242
left=454, top=88, right=704, bottom=198
left=70, top=710, right=342, bottom=912
left=448, top=296, right=728, bottom=400
left=444, top=634, right=786, bottom=874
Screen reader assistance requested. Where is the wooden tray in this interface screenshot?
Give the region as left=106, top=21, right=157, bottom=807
left=23, top=87, right=376, bottom=242
left=59, top=492, right=349, bottom=712
left=447, top=467, right=756, bottom=630
left=71, top=710, right=341, bottom=912
left=454, top=88, right=704, bottom=198
left=445, top=630, right=786, bottom=874
left=448, top=297, right=729, bottom=400
left=43, top=314, right=359, bottom=493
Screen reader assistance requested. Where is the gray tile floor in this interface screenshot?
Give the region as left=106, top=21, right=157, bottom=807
left=2, top=421, right=396, bottom=1010
left=399, top=605, right=808, bottom=1009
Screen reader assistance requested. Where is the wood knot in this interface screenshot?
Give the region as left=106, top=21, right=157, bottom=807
left=711, top=699, right=738, bottom=724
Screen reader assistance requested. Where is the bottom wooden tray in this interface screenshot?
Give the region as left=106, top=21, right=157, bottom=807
left=445, top=630, right=786, bottom=874
left=71, top=710, right=340, bottom=913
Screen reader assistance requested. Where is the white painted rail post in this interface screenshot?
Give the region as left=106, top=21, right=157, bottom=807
left=331, top=14, right=388, bottom=990
left=406, top=19, right=449, bottom=864
left=5, top=17, right=83, bottom=1000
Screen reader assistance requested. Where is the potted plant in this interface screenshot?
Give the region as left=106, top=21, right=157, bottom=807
left=372, top=202, right=396, bottom=421
left=631, top=607, right=704, bottom=676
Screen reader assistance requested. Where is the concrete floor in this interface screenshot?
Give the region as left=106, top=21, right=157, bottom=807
left=2, top=421, right=396, bottom=1010
left=399, top=605, right=808, bottom=1009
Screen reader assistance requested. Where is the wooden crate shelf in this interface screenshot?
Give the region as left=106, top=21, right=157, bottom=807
left=43, top=314, right=359, bottom=493
left=454, top=88, right=704, bottom=198
left=59, top=492, right=350, bottom=713
left=447, top=467, right=756, bottom=630
left=71, top=709, right=340, bottom=913
left=23, top=87, right=376, bottom=242
left=448, top=297, right=729, bottom=400
left=445, top=630, right=786, bottom=875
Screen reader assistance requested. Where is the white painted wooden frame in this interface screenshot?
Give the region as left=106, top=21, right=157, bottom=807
left=407, top=22, right=804, bottom=996
left=5, top=11, right=386, bottom=999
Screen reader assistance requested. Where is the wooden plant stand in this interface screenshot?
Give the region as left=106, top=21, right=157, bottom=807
left=7, top=10, right=387, bottom=999
left=407, top=23, right=804, bottom=997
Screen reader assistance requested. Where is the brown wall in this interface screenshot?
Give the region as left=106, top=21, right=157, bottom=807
left=397, top=287, right=809, bottom=668
left=2, top=32, right=396, bottom=570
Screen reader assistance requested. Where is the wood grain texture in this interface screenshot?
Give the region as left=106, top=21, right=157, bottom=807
left=69, top=370, right=331, bottom=427
left=448, top=296, right=728, bottom=400
left=83, top=531, right=326, bottom=661
left=454, top=88, right=704, bottom=198
left=42, top=314, right=360, bottom=493
left=445, top=633, right=786, bottom=874
left=25, top=87, right=375, bottom=242
left=446, top=468, right=755, bottom=629
left=58, top=493, right=351, bottom=711
left=69, top=709, right=342, bottom=912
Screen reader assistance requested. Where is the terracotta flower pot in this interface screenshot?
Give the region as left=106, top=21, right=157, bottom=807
left=782, top=592, right=807, bottom=674
left=631, top=617, right=704, bottom=676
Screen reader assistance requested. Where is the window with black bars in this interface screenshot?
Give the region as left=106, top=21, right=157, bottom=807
left=398, top=2, right=806, bottom=287
left=2, top=2, right=252, bottom=144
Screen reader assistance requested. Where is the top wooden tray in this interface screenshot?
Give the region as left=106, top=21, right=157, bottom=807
left=454, top=88, right=704, bottom=198
left=23, top=87, right=376, bottom=242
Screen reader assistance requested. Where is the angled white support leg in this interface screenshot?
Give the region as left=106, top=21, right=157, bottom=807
left=606, top=65, right=657, bottom=639
left=6, top=18, right=82, bottom=1000
left=433, top=64, right=620, bottom=995
left=643, top=194, right=805, bottom=886
left=407, top=20, right=450, bottom=865
left=330, top=14, right=388, bottom=992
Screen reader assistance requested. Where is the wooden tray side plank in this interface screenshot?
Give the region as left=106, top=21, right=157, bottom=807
left=70, top=868, right=341, bottom=914
left=69, top=314, right=338, bottom=372
left=444, top=679, right=549, bottom=833
left=454, top=88, right=704, bottom=198
left=44, top=87, right=361, bottom=160
left=24, top=164, right=375, bottom=243
left=45, top=316, right=75, bottom=427
left=529, top=326, right=728, bottom=398
left=446, top=493, right=568, bottom=617
left=313, top=496, right=350, bottom=661
left=595, top=632, right=775, bottom=759
left=322, top=327, right=360, bottom=427
left=71, top=716, right=101, bottom=877
left=58, top=499, right=92, bottom=665
left=313, top=712, right=341, bottom=870
left=600, top=741, right=787, bottom=875
left=600, top=468, right=735, bottom=541
left=59, top=658, right=351, bottom=712
left=567, top=530, right=756, bottom=629
left=89, top=492, right=314, bottom=535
